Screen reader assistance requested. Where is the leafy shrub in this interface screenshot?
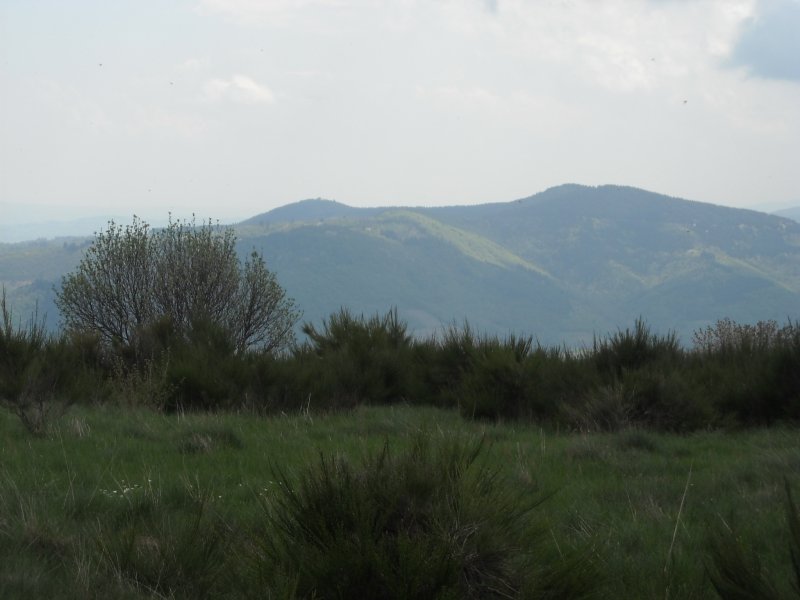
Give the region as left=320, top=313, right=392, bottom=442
left=297, top=308, right=418, bottom=406
left=455, top=335, right=601, bottom=425
left=56, top=216, right=299, bottom=354
left=689, top=320, right=800, bottom=425
left=413, top=322, right=481, bottom=409
left=524, top=346, right=599, bottom=424
left=571, top=367, right=710, bottom=432
left=421, top=324, right=539, bottom=417
left=621, top=366, right=711, bottom=431
left=243, top=353, right=316, bottom=414
left=110, top=356, right=174, bottom=411
left=0, top=289, right=86, bottom=434
left=252, top=436, right=598, bottom=599
left=564, top=382, right=636, bottom=432
left=593, top=318, right=682, bottom=380
left=459, top=341, right=529, bottom=420
left=111, top=315, right=259, bottom=412
left=693, top=318, right=798, bottom=356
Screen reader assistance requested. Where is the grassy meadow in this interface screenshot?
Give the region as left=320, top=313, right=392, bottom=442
left=2, top=403, right=798, bottom=599
left=3, top=270, right=800, bottom=598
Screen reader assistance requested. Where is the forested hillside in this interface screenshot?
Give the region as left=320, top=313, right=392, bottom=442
left=2, top=184, right=799, bottom=344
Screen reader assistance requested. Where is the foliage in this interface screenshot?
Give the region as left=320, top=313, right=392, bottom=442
left=254, top=436, right=597, bottom=599
left=55, top=216, right=299, bottom=354
left=693, top=318, right=799, bottom=356
left=231, top=186, right=800, bottom=345
left=592, top=318, right=681, bottom=380
left=295, top=308, right=418, bottom=406
left=563, top=361, right=712, bottom=432
left=0, top=287, right=77, bottom=435
left=413, top=322, right=482, bottom=409
left=8, top=284, right=800, bottom=428
left=689, top=319, right=800, bottom=425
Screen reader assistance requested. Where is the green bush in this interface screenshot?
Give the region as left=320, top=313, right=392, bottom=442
left=421, top=324, right=538, bottom=417
left=688, top=318, right=800, bottom=425
left=569, top=366, right=711, bottom=432
left=0, top=288, right=90, bottom=434
left=459, top=342, right=528, bottom=420
left=593, top=318, right=682, bottom=381
left=524, top=346, right=599, bottom=425
left=688, top=322, right=800, bottom=426
left=163, top=321, right=261, bottom=412
left=297, top=308, right=419, bottom=407
left=56, top=216, right=299, bottom=354
left=252, top=436, right=598, bottom=599
left=693, top=318, right=797, bottom=357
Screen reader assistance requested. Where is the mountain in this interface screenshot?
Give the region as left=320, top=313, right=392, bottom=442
left=239, top=198, right=381, bottom=225
left=0, top=216, right=124, bottom=244
left=774, top=207, right=800, bottom=222
left=2, top=184, right=799, bottom=345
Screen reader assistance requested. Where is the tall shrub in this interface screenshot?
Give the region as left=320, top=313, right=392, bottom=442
left=690, top=318, right=800, bottom=424
left=0, top=288, right=81, bottom=434
left=593, top=318, right=682, bottom=380
left=56, top=216, right=299, bottom=355
left=297, top=308, right=417, bottom=406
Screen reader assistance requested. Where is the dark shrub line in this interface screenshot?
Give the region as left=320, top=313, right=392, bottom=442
left=2, top=302, right=799, bottom=431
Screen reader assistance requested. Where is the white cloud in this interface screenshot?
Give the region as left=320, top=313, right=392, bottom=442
left=196, top=1, right=757, bottom=94
left=4, top=0, right=798, bottom=220
left=728, top=0, right=800, bottom=82
left=443, top=0, right=758, bottom=93
left=203, top=75, right=276, bottom=104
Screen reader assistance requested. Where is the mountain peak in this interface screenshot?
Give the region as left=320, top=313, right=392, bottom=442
left=239, top=198, right=364, bottom=225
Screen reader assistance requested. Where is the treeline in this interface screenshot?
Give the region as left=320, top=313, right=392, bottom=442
left=2, top=292, right=799, bottom=434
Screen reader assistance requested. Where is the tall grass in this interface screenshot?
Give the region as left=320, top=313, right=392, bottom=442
left=253, top=436, right=597, bottom=599
left=2, top=404, right=799, bottom=598
left=707, top=480, right=800, bottom=599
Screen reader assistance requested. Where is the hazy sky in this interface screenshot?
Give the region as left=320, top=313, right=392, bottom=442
left=2, top=0, right=799, bottom=229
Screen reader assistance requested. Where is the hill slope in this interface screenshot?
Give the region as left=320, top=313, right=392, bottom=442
left=2, top=185, right=799, bottom=344
left=774, top=206, right=800, bottom=222
left=234, top=184, right=800, bottom=343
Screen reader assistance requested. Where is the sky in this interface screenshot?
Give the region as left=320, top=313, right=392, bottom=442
left=1, top=0, right=800, bottom=237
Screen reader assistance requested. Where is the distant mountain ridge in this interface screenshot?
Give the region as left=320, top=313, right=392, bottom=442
left=240, top=198, right=381, bottom=224
left=232, top=184, right=800, bottom=343
left=2, top=184, right=799, bottom=345
left=774, top=206, right=800, bottom=222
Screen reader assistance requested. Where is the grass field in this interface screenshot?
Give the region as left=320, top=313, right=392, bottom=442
left=1, top=404, right=798, bottom=598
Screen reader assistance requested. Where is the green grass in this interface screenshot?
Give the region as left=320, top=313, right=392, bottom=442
left=1, top=404, right=798, bottom=598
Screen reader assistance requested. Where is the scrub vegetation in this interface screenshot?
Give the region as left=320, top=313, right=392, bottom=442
left=1, top=218, right=799, bottom=598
